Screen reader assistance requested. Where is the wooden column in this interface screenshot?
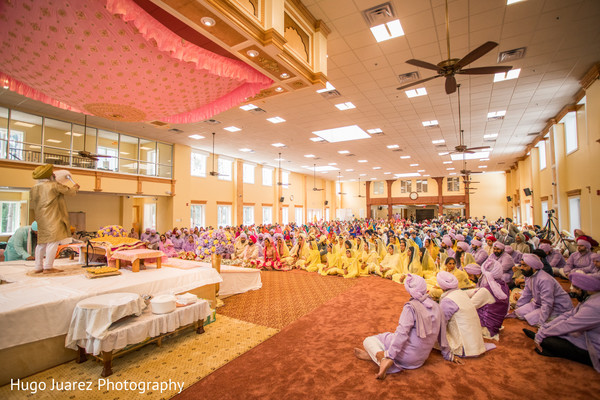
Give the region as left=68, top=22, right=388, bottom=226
left=386, top=179, right=395, bottom=220
left=433, top=177, right=444, bottom=216
left=365, top=180, right=371, bottom=219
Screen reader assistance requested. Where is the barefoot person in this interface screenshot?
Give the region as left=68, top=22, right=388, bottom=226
left=354, top=274, right=460, bottom=380
left=30, top=165, right=79, bottom=274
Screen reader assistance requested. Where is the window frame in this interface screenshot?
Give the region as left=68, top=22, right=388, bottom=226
left=0, top=200, right=22, bottom=235
left=217, top=205, right=232, bottom=227
left=190, top=204, right=205, bottom=228
left=218, top=157, right=233, bottom=181
left=191, top=149, right=207, bottom=177
left=262, top=166, right=273, bottom=186
left=243, top=205, right=254, bottom=226
left=243, top=163, right=255, bottom=184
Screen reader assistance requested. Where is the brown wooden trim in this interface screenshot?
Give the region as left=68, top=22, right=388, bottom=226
left=191, top=200, right=207, bottom=205
left=261, top=203, right=273, bottom=207
left=136, top=180, right=142, bottom=195
left=369, top=195, right=466, bottom=206
left=580, top=63, right=600, bottom=90
left=94, top=175, right=102, bottom=192
left=294, top=205, right=303, bottom=208
left=574, top=88, right=586, bottom=104
left=555, top=105, right=577, bottom=125
left=566, top=189, right=581, bottom=197
left=243, top=202, right=255, bottom=206
left=216, top=201, right=233, bottom=205
left=540, top=196, right=549, bottom=201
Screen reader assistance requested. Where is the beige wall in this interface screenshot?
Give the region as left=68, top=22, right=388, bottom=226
left=469, top=172, right=507, bottom=221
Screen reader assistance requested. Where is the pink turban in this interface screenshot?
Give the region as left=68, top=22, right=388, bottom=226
left=456, top=234, right=465, bottom=242
left=471, top=239, right=482, bottom=247
left=442, top=237, right=453, bottom=247
left=449, top=233, right=456, bottom=240
left=577, top=239, right=592, bottom=250
left=437, top=271, right=458, bottom=290
left=539, top=243, right=552, bottom=253
left=480, top=259, right=507, bottom=300
left=570, top=273, right=600, bottom=291
left=493, top=242, right=505, bottom=250
left=504, top=246, right=514, bottom=254
left=476, top=232, right=485, bottom=239
left=457, top=241, right=469, bottom=252
left=404, top=274, right=428, bottom=302
left=591, top=253, right=600, bottom=262
left=464, top=263, right=481, bottom=275
left=522, top=253, right=543, bottom=270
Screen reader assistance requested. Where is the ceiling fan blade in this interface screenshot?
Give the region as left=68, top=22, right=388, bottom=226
left=93, top=155, right=112, bottom=158
left=445, top=75, right=457, bottom=94
left=406, top=59, right=441, bottom=72
left=454, top=41, right=498, bottom=70
left=458, top=66, right=513, bottom=75
left=465, top=146, right=491, bottom=151
left=397, top=75, right=440, bottom=90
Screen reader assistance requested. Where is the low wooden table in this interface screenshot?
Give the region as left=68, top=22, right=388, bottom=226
left=112, top=249, right=164, bottom=272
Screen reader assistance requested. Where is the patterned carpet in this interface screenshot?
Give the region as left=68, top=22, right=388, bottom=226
left=0, top=315, right=277, bottom=400
left=217, top=270, right=359, bottom=329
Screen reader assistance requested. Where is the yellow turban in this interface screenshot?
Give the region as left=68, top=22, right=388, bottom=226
left=32, top=164, right=53, bottom=180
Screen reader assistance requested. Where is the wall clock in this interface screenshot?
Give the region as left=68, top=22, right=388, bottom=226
left=409, top=192, right=419, bottom=200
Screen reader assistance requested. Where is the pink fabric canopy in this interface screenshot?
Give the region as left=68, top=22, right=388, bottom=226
left=0, top=0, right=272, bottom=123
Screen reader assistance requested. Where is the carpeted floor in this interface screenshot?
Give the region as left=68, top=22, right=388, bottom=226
left=0, top=315, right=277, bottom=400
left=176, top=275, right=600, bottom=400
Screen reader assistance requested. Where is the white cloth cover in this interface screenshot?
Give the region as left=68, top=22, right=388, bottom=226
left=65, top=293, right=146, bottom=349
left=443, top=289, right=487, bottom=357
left=71, top=300, right=210, bottom=355
left=219, top=265, right=262, bottom=297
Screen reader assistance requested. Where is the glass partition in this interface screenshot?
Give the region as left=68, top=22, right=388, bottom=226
left=44, top=118, right=71, bottom=150
left=96, top=129, right=118, bottom=171
left=0, top=107, right=8, bottom=159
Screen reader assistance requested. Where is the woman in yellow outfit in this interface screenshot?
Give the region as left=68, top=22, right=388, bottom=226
left=428, top=256, right=475, bottom=300
left=360, top=242, right=379, bottom=276
left=392, top=245, right=421, bottom=283
left=318, top=243, right=342, bottom=275
left=424, top=238, right=439, bottom=263
left=374, top=244, right=401, bottom=278
left=304, top=238, right=322, bottom=272
left=419, top=246, right=437, bottom=280
left=342, top=248, right=361, bottom=278
left=375, top=237, right=386, bottom=260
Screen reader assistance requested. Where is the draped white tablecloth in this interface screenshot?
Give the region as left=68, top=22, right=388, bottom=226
left=69, top=300, right=210, bottom=356
left=0, top=259, right=222, bottom=350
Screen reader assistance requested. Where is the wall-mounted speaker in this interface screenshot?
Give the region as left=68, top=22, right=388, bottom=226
left=506, top=196, right=512, bottom=202
left=523, top=188, right=532, bottom=196
left=279, top=196, right=284, bottom=202
left=324, top=200, right=329, bottom=205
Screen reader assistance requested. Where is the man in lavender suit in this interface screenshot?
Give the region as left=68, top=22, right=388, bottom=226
left=354, top=274, right=460, bottom=380
left=554, top=239, right=594, bottom=278
left=513, top=254, right=573, bottom=327
left=523, top=273, right=600, bottom=372
left=539, top=243, right=566, bottom=271
left=487, top=242, right=515, bottom=283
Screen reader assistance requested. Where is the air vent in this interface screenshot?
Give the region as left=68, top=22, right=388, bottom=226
left=498, top=162, right=505, bottom=165
left=346, top=153, right=356, bottom=157
left=397, top=71, right=420, bottom=84
left=498, top=47, right=526, bottom=64
left=168, top=128, right=183, bottom=134
left=362, top=2, right=396, bottom=26
left=249, top=107, right=266, bottom=114
left=319, top=90, right=341, bottom=99
left=392, top=148, right=402, bottom=152
left=203, top=119, right=221, bottom=125
left=527, top=132, right=539, bottom=136
left=147, top=120, right=170, bottom=128
left=370, top=131, right=385, bottom=136
left=487, top=115, right=504, bottom=121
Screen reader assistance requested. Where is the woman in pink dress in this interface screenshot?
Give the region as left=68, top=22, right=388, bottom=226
left=158, top=234, right=178, bottom=258
left=258, top=236, right=286, bottom=271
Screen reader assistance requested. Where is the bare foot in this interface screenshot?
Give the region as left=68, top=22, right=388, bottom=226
left=376, top=358, right=394, bottom=380
left=34, top=269, right=44, bottom=274
left=42, top=268, right=62, bottom=274
left=354, top=348, right=371, bottom=361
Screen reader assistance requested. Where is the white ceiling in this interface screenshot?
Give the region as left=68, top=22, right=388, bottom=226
left=1, top=0, right=599, bottom=181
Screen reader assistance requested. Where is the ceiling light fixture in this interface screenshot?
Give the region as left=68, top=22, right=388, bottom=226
left=310, top=137, right=325, bottom=142
left=373, top=166, right=381, bottom=170
left=449, top=172, right=457, bottom=176
left=432, top=139, right=445, bottom=144
left=418, top=169, right=425, bottom=172
left=494, top=68, right=521, bottom=82
left=246, top=49, right=259, bottom=57
left=370, top=19, right=404, bottom=43
left=358, top=160, right=368, bottom=163
left=410, top=163, right=419, bottom=167
left=484, top=133, right=498, bottom=139
left=316, top=81, right=336, bottom=93
left=451, top=151, right=490, bottom=160
left=14, top=121, right=35, bottom=128
left=443, top=161, right=452, bottom=164
left=267, top=117, right=286, bottom=123
left=438, top=151, right=449, bottom=156
left=335, top=102, right=356, bottom=110
left=478, top=165, right=488, bottom=168
left=201, top=17, right=216, bottom=27
left=240, top=104, right=258, bottom=111
left=384, top=172, right=391, bottom=175
left=304, top=154, right=316, bottom=158
left=313, top=125, right=370, bottom=143
left=46, top=139, right=61, bottom=143
left=338, top=150, right=350, bottom=154
left=280, top=73, right=290, bottom=79
left=422, top=120, right=439, bottom=127
left=395, top=173, right=421, bottom=178
left=271, top=143, right=286, bottom=148
left=328, top=162, right=337, bottom=166
left=405, top=87, right=427, bottom=98
left=367, top=128, right=382, bottom=134
left=487, top=110, right=506, bottom=119
left=479, top=158, right=490, bottom=161
left=189, top=134, right=205, bottom=139
left=239, top=148, right=254, bottom=152
left=346, top=168, right=354, bottom=172
left=275, top=87, right=284, bottom=92
left=387, top=144, right=400, bottom=149
left=446, top=167, right=455, bottom=170
left=224, top=126, right=241, bottom=132
left=400, top=155, right=411, bottom=159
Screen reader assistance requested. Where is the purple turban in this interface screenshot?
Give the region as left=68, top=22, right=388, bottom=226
left=464, top=263, right=481, bottom=275
left=471, top=239, right=482, bottom=247
left=522, top=253, right=543, bottom=270
left=449, top=233, right=456, bottom=240
left=577, top=239, right=592, bottom=250
left=150, top=229, right=156, bottom=234
left=539, top=243, right=552, bottom=253
left=456, top=234, right=465, bottom=242
left=480, top=259, right=507, bottom=300
left=404, top=274, right=428, bottom=302
left=570, top=273, right=600, bottom=291
left=442, top=237, right=453, bottom=247
left=457, top=241, right=469, bottom=252
left=239, top=233, right=248, bottom=240
left=505, top=246, right=514, bottom=254
left=493, top=242, right=505, bottom=250
left=476, top=232, right=485, bottom=239
left=592, top=253, right=600, bottom=262
left=437, top=271, right=458, bottom=290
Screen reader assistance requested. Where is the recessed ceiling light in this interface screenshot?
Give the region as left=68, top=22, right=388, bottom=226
left=487, top=110, right=506, bottom=119
left=367, top=128, right=382, bottom=134
left=280, top=73, right=290, bottom=79
left=417, top=169, right=425, bottom=172
left=446, top=167, right=455, bottom=170
left=201, top=17, right=216, bottom=27
left=478, top=165, right=488, bottom=168
left=46, top=139, right=62, bottom=143
left=370, top=177, right=377, bottom=180
left=335, top=102, right=356, bottom=110
left=410, top=163, right=419, bottom=167
left=358, top=160, right=368, bottom=163
left=451, top=151, right=490, bottom=160
left=507, top=0, right=525, bottom=5
left=14, top=121, right=35, bottom=128
left=316, top=81, right=335, bottom=93
left=239, top=148, right=254, bottom=152
left=346, top=169, right=354, bottom=172
left=443, top=161, right=452, bottom=164
left=240, top=104, right=258, bottom=111
left=479, top=158, right=490, bottom=161
left=405, top=87, right=427, bottom=98
left=310, top=137, right=325, bottom=142
left=275, top=87, right=284, bottom=92
left=423, top=174, right=431, bottom=177
left=395, top=173, right=421, bottom=178
left=271, top=143, right=286, bottom=148
left=370, top=19, right=404, bottom=43
left=338, top=150, right=350, bottom=154
left=301, top=165, right=309, bottom=168
left=432, top=139, right=445, bottom=144
left=267, top=117, right=286, bottom=123
left=304, top=165, right=339, bottom=172
left=247, top=49, right=259, bottom=57
left=387, top=144, right=400, bottom=149
left=304, top=154, right=316, bottom=158
left=224, top=126, right=241, bottom=132
left=328, top=162, right=337, bottom=166
left=313, top=125, right=369, bottom=143
left=494, top=68, right=521, bottom=82
left=449, top=172, right=457, bottom=175
left=438, top=152, right=449, bottom=156
left=359, top=173, right=367, bottom=176
left=400, top=155, right=411, bottom=159
left=189, top=134, right=205, bottom=140
left=373, top=167, right=381, bottom=170
left=484, top=133, right=498, bottom=139
left=274, top=157, right=284, bottom=161
left=422, top=120, right=439, bottom=127
left=384, top=172, right=391, bottom=175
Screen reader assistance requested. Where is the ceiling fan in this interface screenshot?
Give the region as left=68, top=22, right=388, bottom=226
left=337, top=172, right=347, bottom=195
left=356, top=177, right=366, bottom=198
left=450, top=84, right=491, bottom=155
left=312, top=164, right=325, bottom=191
left=397, top=0, right=512, bottom=95
left=276, top=152, right=291, bottom=187
left=209, top=132, right=227, bottom=177
left=77, top=116, right=113, bottom=161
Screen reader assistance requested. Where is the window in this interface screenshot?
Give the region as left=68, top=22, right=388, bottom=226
left=281, top=171, right=290, bottom=187
left=262, top=206, right=273, bottom=224
left=325, top=207, right=330, bottom=221
left=262, top=167, right=273, bottom=186
left=191, top=150, right=207, bottom=177
left=538, top=141, right=546, bottom=170
left=143, top=203, right=156, bottom=230
left=416, top=179, right=428, bottom=193
left=243, top=163, right=255, bottom=184
left=563, top=112, right=577, bottom=154
left=541, top=201, right=549, bottom=226
left=190, top=204, right=205, bottom=228
left=295, top=207, right=303, bottom=224
left=97, top=130, right=118, bottom=171
left=447, top=177, right=460, bottom=192
left=307, top=208, right=322, bottom=223
left=217, top=205, right=232, bottom=227
left=400, top=180, right=412, bottom=193
left=243, top=206, right=254, bottom=225
left=525, top=201, right=532, bottom=225
left=373, top=181, right=384, bottom=195
left=569, top=196, right=581, bottom=233
left=218, top=157, right=233, bottom=181
left=139, top=139, right=157, bottom=176
left=335, top=181, right=341, bottom=197
left=0, top=201, right=21, bottom=235
left=281, top=206, right=289, bottom=224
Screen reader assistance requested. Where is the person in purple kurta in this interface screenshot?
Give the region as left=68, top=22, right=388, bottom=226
left=354, top=274, right=460, bottom=380
left=504, top=246, right=522, bottom=264
left=140, top=227, right=151, bottom=242
left=539, top=243, right=566, bottom=271
left=512, top=254, right=573, bottom=327
left=182, top=235, right=197, bottom=253
left=487, top=242, right=515, bottom=283
left=470, top=239, right=488, bottom=265
left=471, top=259, right=510, bottom=338
left=441, top=237, right=455, bottom=258
left=523, top=273, right=600, bottom=372
left=171, top=230, right=184, bottom=251
left=555, top=239, right=594, bottom=278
